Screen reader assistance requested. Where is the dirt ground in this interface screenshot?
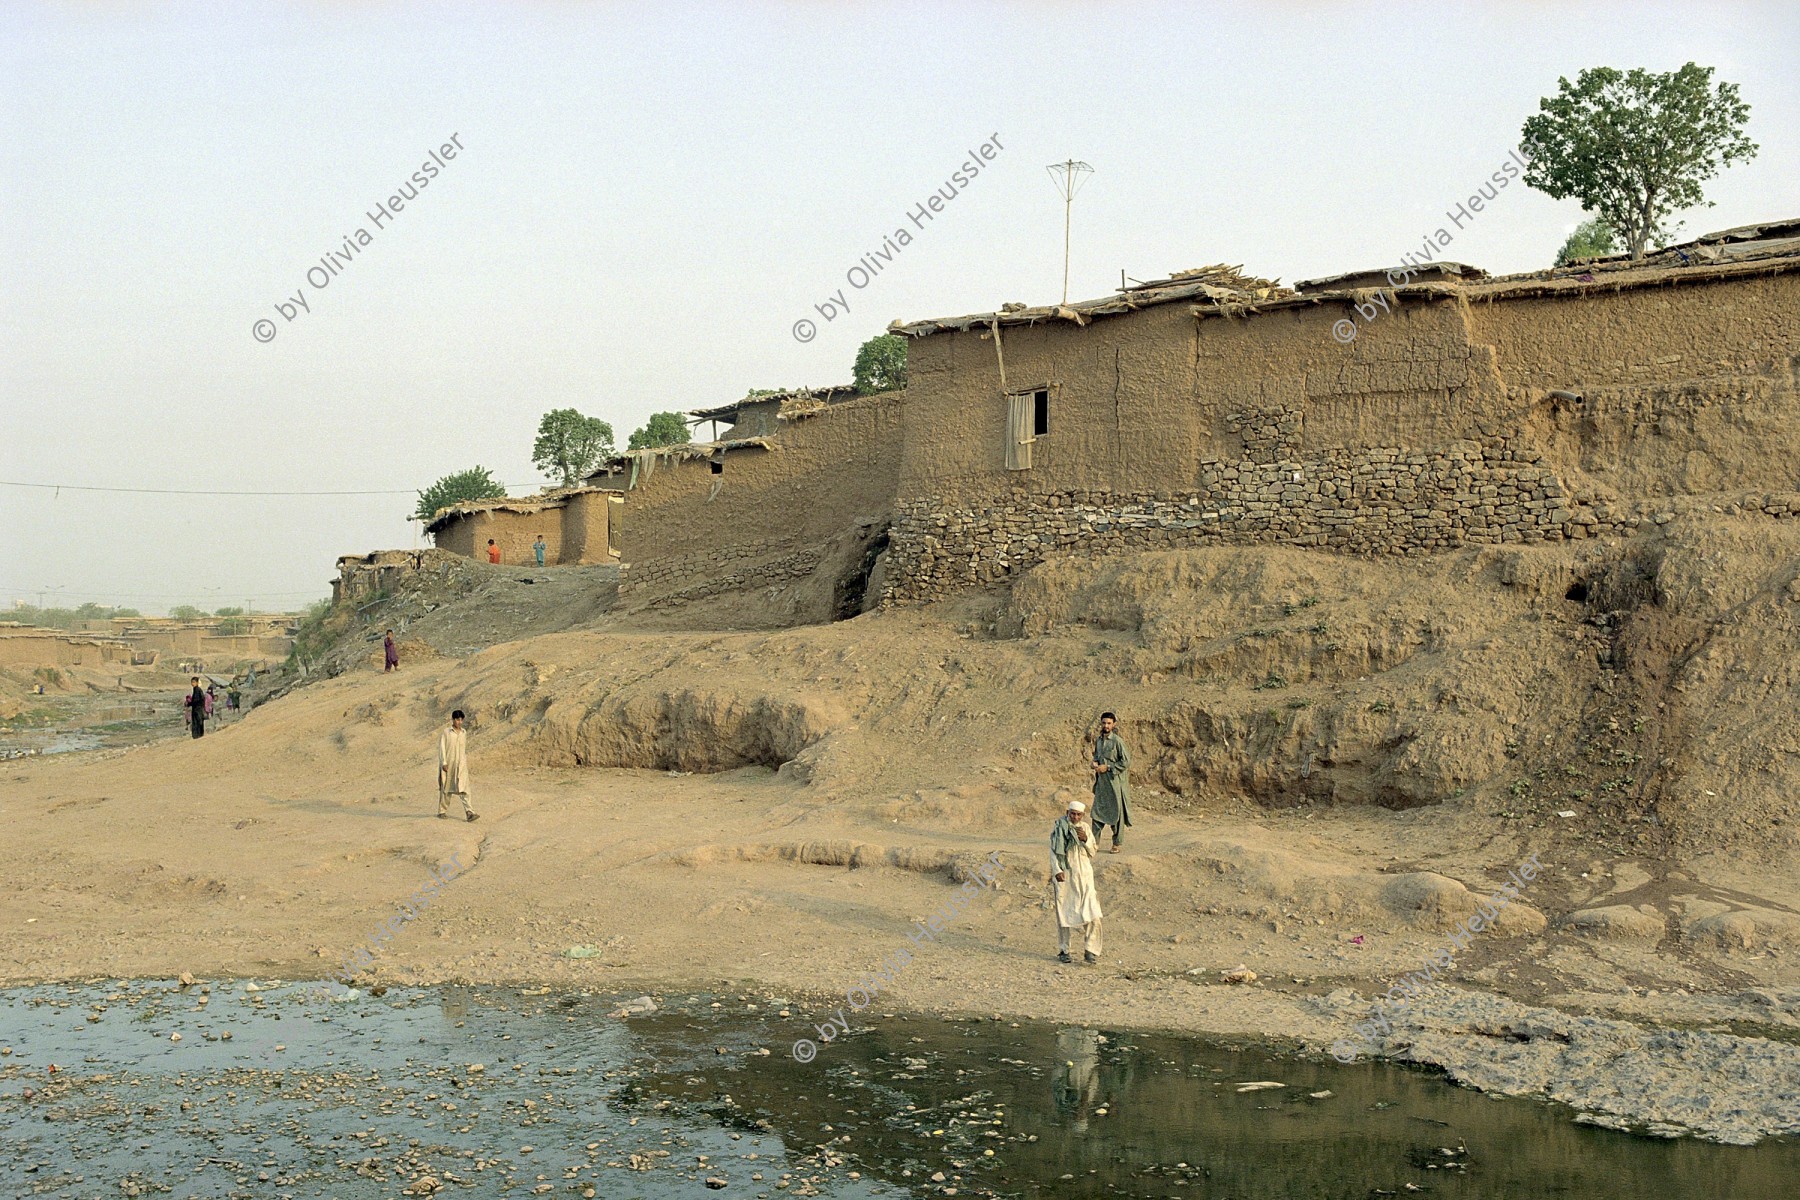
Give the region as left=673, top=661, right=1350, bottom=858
left=4, top=523, right=1798, bottom=1140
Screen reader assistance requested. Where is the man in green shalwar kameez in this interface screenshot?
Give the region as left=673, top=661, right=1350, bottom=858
left=1090, top=711, right=1131, bottom=851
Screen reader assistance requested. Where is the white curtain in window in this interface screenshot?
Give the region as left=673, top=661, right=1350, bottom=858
left=1006, top=392, right=1035, bottom=470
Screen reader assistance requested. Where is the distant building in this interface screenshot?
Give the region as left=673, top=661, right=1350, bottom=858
left=423, top=488, right=620, bottom=566
left=686, top=384, right=861, bottom=441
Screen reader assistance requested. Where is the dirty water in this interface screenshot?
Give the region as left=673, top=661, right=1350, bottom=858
left=0, top=694, right=210, bottom=759
left=0, top=730, right=101, bottom=759
left=0, top=982, right=1795, bottom=1198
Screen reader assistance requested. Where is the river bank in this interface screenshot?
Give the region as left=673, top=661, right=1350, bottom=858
left=4, top=980, right=1797, bottom=1199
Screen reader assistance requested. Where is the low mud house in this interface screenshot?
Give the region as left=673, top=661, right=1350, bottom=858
left=686, top=384, right=862, bottom=441
left=424, top=488, right=620, bottom=567
left=0, top=624, right=138, bottom=668
left=105, top=615, right=295, bottom=662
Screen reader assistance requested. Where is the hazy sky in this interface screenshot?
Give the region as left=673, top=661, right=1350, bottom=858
left=3, top=2, right=1796, bottom=614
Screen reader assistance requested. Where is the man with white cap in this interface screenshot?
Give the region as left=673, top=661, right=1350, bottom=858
left=1050, top=798, right=1104, bottom=964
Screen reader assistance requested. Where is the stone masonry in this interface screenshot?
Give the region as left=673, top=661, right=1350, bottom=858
left=875, top=393, right=1800, bottom=603
left=619, top=544, right=824, bottom=606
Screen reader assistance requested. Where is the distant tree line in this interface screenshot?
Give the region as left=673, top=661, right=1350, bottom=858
left=6, top=601, right=141, bottom=629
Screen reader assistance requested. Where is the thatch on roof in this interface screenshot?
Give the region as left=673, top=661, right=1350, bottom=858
left=687, top=384, right=858, bottom=423
left=1296, top=262, right=1487, bottom=293
left=892, top=216, right=1800, bottom=338
left=584, top=435, right=777, bottom=488
left=890, top=264, right=1294, bottom=338
left=422, top=487, right=612, bottom=535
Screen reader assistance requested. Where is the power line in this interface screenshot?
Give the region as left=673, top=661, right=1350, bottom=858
left=3, top=584, right=325, bottom=602
left=0, top=478, right=541, bottom=497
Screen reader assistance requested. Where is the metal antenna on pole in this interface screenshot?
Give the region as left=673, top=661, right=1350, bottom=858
left=1045, top=160, right=1094, bottom=305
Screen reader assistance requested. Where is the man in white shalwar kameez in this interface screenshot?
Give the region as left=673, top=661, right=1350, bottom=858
left=1050, top=799, right=1103, bottom=964
left=437, top=710, right=479, bottom=822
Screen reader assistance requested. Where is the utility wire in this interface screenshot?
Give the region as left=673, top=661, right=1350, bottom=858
left=3, top=584, right=325, bottom=602
left=0, top=479, right=530, bottom=497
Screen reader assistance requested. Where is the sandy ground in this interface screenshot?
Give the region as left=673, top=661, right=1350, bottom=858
left=3, top=652, right=1796, bottom=1139
left=5, top=535, right=1799, bottom=1141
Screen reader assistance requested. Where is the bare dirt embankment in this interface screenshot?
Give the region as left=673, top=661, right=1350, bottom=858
left=4, top=514, right=1799, bottom=1141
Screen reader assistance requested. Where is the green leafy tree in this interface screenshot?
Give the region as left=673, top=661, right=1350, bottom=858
left=10, top=604, right=76, bottom=629
left=169, top=605, right=204, bottom=620
left=628, top=412, right=691, bottom=451
left=10, top=602, right=139, bottom=627
left=1556, top=216, right=1622, bottom=264
left=532, top=409, right=615, bottom=487
left=414, top=466, right=507, bottom=522
left=852, top=334, right=908, bottom=395
left=214, top=606, right=245, bottom=617
left=1521, top=63, right=1756, bottom=260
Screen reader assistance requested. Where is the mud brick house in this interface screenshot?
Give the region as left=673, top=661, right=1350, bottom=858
left=686, top=384, right=863, bottom=441
left=424, top=488, right=620, bottom=567
left=587, top=390, right=902, bottom=620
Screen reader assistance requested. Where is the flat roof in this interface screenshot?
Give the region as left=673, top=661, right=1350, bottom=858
left=891, top=216, right=1800, bottom=338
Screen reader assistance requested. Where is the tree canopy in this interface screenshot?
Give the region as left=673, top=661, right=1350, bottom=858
left=414, top=466, right=507, bottom=522
left=1520, top=63, right=1756, bottom=259
left=5, top=602, right=137, bottom=629
left=532, top=409, right=615, bottom=487
left=628, top=412, right=691, bottom=451
left=852, top=334, right=908, bottom=395
left=1556, top=216, right=1622, bottom=265
left=169, top=605, right=204, bottom=621
left=214, top=606, right=245, bottom=617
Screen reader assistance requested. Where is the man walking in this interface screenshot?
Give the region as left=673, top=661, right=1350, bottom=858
left=1090, top=711, right=1132, bottom=852
left=1050, top=799, right=1103, bottom=964
left=533, top=533, right=547, bottom=567
left=383, top=629, right=399, bottom=673
left=437, top=709, right=479, bottom=822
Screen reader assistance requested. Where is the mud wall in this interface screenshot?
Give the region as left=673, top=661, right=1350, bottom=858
left=432, top=494, right=616, bottom=567
left=610, top=393, right=903, bottom=606
left=880, top=269, right=1800, bottom=603
left=558, top=490, right=618, bottom=565
left=445, top=510, right=559, bottom=566
left=0, top=636, right=134, bottom=668
left=1467, top=273, right=1800, bottom=498
left=197, top=634, right=292, bottom=658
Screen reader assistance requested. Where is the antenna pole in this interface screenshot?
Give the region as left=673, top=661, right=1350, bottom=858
left=1045, top=160, right=1094, bottom=306
left=1062, top=160, right=1074, bottom=304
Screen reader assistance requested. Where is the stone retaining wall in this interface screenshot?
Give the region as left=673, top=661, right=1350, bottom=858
left=880, top=438, right=1800, bottom=603
left=619, top=545, right=824, bottom=606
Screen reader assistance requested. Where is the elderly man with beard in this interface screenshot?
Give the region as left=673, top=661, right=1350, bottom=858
left=1050, top=799, right=1103, bottom=964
